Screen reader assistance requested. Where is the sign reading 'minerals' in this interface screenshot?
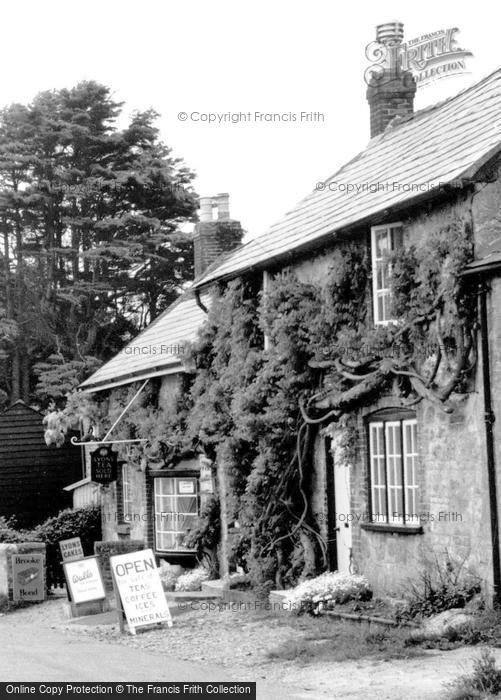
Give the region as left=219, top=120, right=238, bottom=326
left=110, top=548, right=173, bottom=634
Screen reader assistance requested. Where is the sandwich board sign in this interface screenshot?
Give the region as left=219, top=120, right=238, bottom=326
left=59, top=537, right=84, bottom=562
left=63, top=555, right=106, bottom=604
left=110, top=548, right=173, bottom=634
left=12, top=554, right=45, bottom=601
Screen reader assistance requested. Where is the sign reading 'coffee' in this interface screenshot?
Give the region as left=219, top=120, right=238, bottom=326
left=90, top=445, right=118, bottom=484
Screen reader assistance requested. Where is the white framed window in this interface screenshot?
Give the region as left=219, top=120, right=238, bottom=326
left=371, top=223, right=403, bottom=325
left=368, top=413, right=419, bottom=524
left=154, top=476, right=198, bottom=552
left=122, top=464, right=132, bottom=521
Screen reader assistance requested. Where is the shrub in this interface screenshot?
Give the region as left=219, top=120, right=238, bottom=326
left=0, top=517, right=36, bottom=544
left=33, top=505, right=102, bottom=588
left=174, top=566, right=210, bottom=592
left=399, top=554, right=481, bottom=621
left=158, top=563, right=180, bottom=592
left=286, top=571, right=372, bottom=615
left=448, top=649, right=501, bottom=699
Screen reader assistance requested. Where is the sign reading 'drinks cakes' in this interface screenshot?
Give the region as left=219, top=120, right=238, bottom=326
left=90, top=445, right=118, bottom=484
left=12, top=554, right=45, bottom=601
left=63, top=556, right=106, bottom=604
left=59, top=537, right=84, bottom=562
left=110, top=548, right=173, bottom=634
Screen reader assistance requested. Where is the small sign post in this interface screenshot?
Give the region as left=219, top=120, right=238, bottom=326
left=63, top=555, right=106, bottom=605
left=110, top=548, right=173, bottom=635
left=90, top=445, right=118, bottom=484
left=59, top=537, right=84, bottom=562
left=12, top=554, right=45, bottom=602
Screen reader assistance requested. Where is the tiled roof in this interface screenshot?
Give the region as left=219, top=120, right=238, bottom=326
left=193, top=68, right=501, bottom=288
left=80, top=291, right=210, bottom=392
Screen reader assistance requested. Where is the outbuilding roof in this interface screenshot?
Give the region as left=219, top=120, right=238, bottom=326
left=193, top=67, right=501, bottom=288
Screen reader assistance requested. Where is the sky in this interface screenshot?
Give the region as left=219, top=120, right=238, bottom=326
left=0, top=1, right=498, bottom=240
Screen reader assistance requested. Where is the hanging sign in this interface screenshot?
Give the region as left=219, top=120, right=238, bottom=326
left=12, top=554, right=45, bottom=601
left=63, top=556, right=106, bottom=604
left=59, top=537, right=84, bottom=562
left=90, top=445, right=118, bottom=484
left=110, top=548, right=173, bottom=634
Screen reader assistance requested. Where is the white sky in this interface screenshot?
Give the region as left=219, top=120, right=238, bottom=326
left=0, top=1, right=499, bottom=239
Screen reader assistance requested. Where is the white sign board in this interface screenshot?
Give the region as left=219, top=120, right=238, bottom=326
left=110, top=548, right=173, bottom=633
left=59, top=537, right=84, bottom=562
left=63, top=556, right=106, bottom=604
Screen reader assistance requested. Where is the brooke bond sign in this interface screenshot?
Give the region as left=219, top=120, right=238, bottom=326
left=90, top=445, right=118, bottom=484
left=110, top=548, right=173, bottom=633
left=12, top=554, right=45, bottom=601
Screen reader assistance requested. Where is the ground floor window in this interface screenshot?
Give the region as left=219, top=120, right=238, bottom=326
left=154, top=476, right=198, bottom=552
left=368, top=411, right=419, bottom=524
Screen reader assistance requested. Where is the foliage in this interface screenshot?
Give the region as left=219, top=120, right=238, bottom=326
left=399, top=554, right=481, bottom=620
left=0, top=81, right=197, bottom=407
left=51, top=216, right=477, bottom=590
left=33, top=505, right=102, bottom=588
left=158, top=562, right=181, bottom=592
left=174, top=566, right=210, bottom=592
left=285, top=571, right=373, bottom=615
left=448, top=650, right=501, bottom=699
left=0, top=516, right=35, bottom=543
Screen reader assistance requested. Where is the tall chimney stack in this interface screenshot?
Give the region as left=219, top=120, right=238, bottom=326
left=193, top=194, right=243, bottom=278
left=366, top=21, right=416, bottom=138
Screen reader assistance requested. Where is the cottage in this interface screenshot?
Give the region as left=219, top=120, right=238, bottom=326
left=78, top=22, right=501, bottom=600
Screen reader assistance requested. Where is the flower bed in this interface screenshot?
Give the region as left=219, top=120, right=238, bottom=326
left=285, top=572, right=372, bottom=615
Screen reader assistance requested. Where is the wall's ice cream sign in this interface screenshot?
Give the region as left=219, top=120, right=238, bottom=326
left=365, top=25, right=473, bottom=88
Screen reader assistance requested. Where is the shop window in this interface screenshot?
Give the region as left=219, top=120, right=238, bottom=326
left=154, top=476, right=198, bottom=552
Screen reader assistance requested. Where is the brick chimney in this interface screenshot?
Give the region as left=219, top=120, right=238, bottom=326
left=194, top=193, right=243, bottom=277
left=366, top=21, right=416, bottom=138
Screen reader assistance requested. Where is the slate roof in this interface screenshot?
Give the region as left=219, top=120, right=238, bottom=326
left=193, top=67, right=501, bottom=288
left=81, top=67, right=501, bottom=392
left=80, top=292, right=210, bottom=391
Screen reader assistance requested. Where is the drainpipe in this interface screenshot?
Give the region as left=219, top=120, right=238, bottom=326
left=478, top=279, right=501, bottom=607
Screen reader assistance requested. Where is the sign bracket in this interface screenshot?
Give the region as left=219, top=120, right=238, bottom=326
left=71, top=379, right=150, bottom=446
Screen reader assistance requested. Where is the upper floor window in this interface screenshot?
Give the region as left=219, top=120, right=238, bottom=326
left=371, top=223, right=403, bottom=325
left=368, top=410, right=419, bottom=525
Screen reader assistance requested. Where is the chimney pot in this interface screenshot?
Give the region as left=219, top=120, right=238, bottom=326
left=366, top=21, right=416, bottom=138
left=199, top=197, right=213, bottom=222
left=216, top=193, right=230, bottom=220
left=194, top=194, right=243, bottom=277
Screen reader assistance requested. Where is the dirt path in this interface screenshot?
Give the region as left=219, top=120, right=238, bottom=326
left=1, top=598, right=498, bottom=699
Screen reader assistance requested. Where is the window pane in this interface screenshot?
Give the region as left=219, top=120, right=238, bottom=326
left=177, top=496, right=198, bottom=514
left=375, top=230, right=389, bottom=258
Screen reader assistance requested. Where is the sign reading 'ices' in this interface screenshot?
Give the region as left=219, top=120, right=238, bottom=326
left=110, top=548, right=173, bottom=634
left=90, top=445, right=118, bottom=484
left=12, top=554, right=45, bottom=601
left=63, top=556, right=106, bottom=604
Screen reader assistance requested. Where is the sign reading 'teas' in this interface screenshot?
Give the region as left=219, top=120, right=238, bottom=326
left=110, top=548, right=172, bottom=634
